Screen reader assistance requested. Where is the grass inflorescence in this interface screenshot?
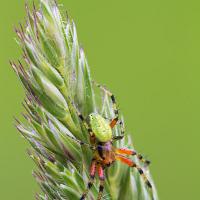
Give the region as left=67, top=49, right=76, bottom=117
left=11, top=0, right=158, bottom=199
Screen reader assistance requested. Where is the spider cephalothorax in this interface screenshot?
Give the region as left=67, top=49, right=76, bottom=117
left=69, top=82, right=152, bottom=200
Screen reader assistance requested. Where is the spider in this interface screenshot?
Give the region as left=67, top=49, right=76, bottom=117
left=68, top=82, right=152, bottom=200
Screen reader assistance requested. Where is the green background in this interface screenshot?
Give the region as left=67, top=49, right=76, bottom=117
left=0, top=0, right=199, bottom=199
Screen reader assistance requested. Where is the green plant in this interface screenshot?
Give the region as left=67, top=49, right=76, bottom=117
left=11, top=0, right=158, bottom=199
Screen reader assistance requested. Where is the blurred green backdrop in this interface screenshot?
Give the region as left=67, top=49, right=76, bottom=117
left=1, top=0, right=200, bottom=199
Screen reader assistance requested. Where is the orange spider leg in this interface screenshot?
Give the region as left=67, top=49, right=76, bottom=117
left=116, top=148, right=134, bottom=155
left=116, top=148, right=151, bottom=166
left=111, top=118, right=125, bottom=141
left=97, top=165, right=105, bottom=200
left=110, top=117, right=118, bottom=128
left=80, top=160, right=96, bottom=200
left=116, top=155, right=152, bottom=189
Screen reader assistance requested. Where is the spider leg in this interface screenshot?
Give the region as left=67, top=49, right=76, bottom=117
left=69, top=97, right=94, bottom=138
left=65, top=132, right=95, bottom=150
left=110, top=117, right=119, bottom=128
left=104, top=117, right=125, bottom=141
left=93, top=81, right=119, bottom=118
left=97, top=165, right=105, bottom=200
left=112, top=119, right=125, bottom=141
left=80, top=160, right=96, bottom=200
left=116, top=155, right=152, bottom=189
left=93, top=81, right=125, bottom=140
left=116, top=148, right=151, bottom=166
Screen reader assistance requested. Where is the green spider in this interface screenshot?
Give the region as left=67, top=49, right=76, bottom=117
left=68, top=82, right=152, bottom=200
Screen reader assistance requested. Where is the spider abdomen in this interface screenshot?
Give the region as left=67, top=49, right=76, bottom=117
left=89, top=113, right=112, bottom=142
